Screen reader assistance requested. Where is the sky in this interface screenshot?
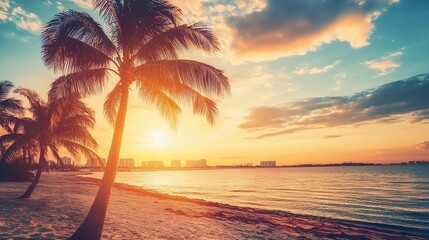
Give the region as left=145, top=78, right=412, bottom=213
left=1, top=0, right=429, bottom=166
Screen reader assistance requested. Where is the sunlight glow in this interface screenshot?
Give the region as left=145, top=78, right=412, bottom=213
left=150, top=132, right=163, bottom=147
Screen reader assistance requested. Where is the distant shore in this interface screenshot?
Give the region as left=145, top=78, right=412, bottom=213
left=79, top=161, right=429, bottom=172
left=0, top=172, right=427, bottom=239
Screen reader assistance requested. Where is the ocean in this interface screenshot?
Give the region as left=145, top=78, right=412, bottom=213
left=84, top=164, right=429, bottom=231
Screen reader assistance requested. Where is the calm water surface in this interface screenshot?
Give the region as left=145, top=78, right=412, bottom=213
left=85, top=165, right=429, bottom=230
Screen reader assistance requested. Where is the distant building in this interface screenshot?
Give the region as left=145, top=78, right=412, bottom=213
left=47, top=160, right=56, bottom=166
left=147, top=161, right=164, bottom=168
left=185, top=159, right=207, bottom=168
left=61, top=156, right=72, bottom=165
left=141, top=161, right=147, bottom=168
left=87, top=157, right=105, bottom=167
left=195, top=159, right=207, bottom=168
left=260, top=161, right=276, bottom=167
left=119, top=158, right=135, bottom=168
left=408, top=160, right=429, bottom=164
left=171, top=159, right=181, bottom=168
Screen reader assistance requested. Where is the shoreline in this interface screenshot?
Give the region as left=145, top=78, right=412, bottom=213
left=79, top=173, right=429, bottom=238
left=0, top=172, right=427, bottom=239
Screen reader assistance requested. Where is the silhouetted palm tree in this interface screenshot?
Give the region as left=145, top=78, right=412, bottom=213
left=0, top=80, right=23, bottom=133
left=42, top=0, right=230, bottom=238
left=0, top=88, right=100, bottom=198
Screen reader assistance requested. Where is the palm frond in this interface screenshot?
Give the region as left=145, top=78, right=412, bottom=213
left=137, top=79, right=218, bottom=125
left=0, top=134, right=30, bottom=164
left=49, top=145, right=64, bottom=166
left=135, top=23, right=219, bottom=62
left=192, top=93, right=218, bottom=125
left=116, top=0, right=181, bottom=50
left=0, top=98, right=23, bottom=113
left=135, top=81, right=182, bottom=128
left=53, top=140, right=99, bottom=162
left=134, top=59, right=230, bottom=97
left=49, top=69, right=109, bottom=100
left=43, top=10, right=116, bottom=56
left=0, top=81, right=14, bottom=100
left=93, top=0, right=122, bottom=46
left=14, top=88, right=46, bottom=117
left=0, top=133, right=24, bottom=146
left=54, top=127, right=97, bottom=149
left=42, top=34, right=112, bottom=74
left=0, top=114, right=24, bottom=133
left=103, top=82, right=122, bottom=125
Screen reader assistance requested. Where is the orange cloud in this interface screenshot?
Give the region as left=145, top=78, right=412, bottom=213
left=229, top=12, right=378, bottom=61
left=363, top=59, right=400, bottom=75
left=294, top=60, right=340, bottom=75
left=227, top=0, right=398, bottom=61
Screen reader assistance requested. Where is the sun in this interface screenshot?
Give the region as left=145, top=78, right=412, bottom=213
left=150, top=132, right=163, bottom=146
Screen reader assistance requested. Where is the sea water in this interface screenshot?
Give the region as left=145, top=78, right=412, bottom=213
left=85, top=165, right=429, bottom=231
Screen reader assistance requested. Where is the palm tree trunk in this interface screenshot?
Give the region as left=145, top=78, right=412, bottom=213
left=19, top=147, right=45, bottom=199
left=71, top=84, right=129, bottom=240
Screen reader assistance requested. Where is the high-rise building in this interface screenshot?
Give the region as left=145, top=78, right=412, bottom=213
left=61, top=156, right=72, bottom=165
left=185, top=159, right=207, bottom=168
left=195, top=159, right=207, bottom=168
left=260, top=161, right=276, bottom=167
left=119, top=158, right=135, bottom=168
left=141, top=161, right=147, bottom=168
left=171, top=159, right=181, bottom=168
left=87, top=157, right=106, bottom=167
left=147, top=161, right=164, bottom=168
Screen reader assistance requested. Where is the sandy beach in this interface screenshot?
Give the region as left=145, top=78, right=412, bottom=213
left=0, top=172, right=427, bottom=240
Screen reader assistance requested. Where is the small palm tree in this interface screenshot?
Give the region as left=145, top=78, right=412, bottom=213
left=0, top=88, right=100, bottom=198
left=0, top=80, right=23, bottom=132
left=42, top=0, right=230, bottom=238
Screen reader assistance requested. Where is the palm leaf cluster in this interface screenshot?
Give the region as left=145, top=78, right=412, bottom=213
left=43, top=0, right=230, bottom=128
left=0, top=88, right=100, bottom=165
left=0, top=81, right=23, bottom=134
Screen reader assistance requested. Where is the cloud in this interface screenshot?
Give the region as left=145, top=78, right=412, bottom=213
left=294, top=60, right=340, bottom=75
left=0, top=0, right=10, bottom=21
left=389, top=51, right=403, bottom=57
left=0, top=2, right=42, bottom=33
left=234, top=0, right=267, bottom=14
left=362, top=50, right=403, bottom=75
left=239, top=74, right=429, bottom=138
left=70, top=0, right=92, bottom=9
left=331, top=72, right=346, bottom=92
left=363, top=59, right=399, bottom=75
left=417, top=141, right=429, bottom=150
left=11, top=6, right=42, bottom=32
left=3, top=31, right=30, bottom=41
left=56, top=1, right=65, bottom=11
left=226, top=0, right=398, bottom=61
left=323, top=135, right=342, bottom=139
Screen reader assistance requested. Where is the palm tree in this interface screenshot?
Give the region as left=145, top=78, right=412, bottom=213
left=0, top=88, right=100, bottom=198
left=0, top=80, right=23, bottom=132
left=41, top=0, right=230, bottom=238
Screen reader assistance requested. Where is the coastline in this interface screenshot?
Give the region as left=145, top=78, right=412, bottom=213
left=0, top=172, right=427, bottom=239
